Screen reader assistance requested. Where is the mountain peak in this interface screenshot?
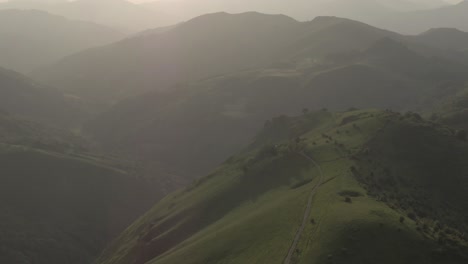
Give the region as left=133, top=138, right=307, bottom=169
left=183, top=11, right=298, bottom=25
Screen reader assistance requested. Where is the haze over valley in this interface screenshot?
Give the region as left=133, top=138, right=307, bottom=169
left=0, top=1, right=468, bottom=264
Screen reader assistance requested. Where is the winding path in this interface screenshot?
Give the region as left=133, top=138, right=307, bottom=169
left=283, top=153, right=324, bottom=264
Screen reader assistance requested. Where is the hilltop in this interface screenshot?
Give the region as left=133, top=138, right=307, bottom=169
left=96, top=109, right=468, bottom=264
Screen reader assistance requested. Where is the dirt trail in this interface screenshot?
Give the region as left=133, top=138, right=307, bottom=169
left=283, top=153, right=324, bottom=264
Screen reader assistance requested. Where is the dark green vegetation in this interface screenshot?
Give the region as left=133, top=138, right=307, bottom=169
left=96, top=110, right=468, bottom=264
left=0, top=9, right=123, bottom=73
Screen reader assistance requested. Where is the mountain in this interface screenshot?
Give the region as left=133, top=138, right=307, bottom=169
left=80, top=19, right=468, bottom=180
left=0, top=0, right=172, bottom=31
left=0, top=9, right=124, bottom=73
left=33, top=12, right=303, bottom=101
left=0, top=66, right=86, bottom=127
left=35, top=12, right=468, bottom=103
left=375, top=0, right=468, bottom=34
left=145, top=0, right=447, bottom=24
left=96, top=109, right=468, bottom=264
left=34, top=14, right=422, bottom=102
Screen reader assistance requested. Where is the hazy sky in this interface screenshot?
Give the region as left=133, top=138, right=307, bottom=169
left=0, top=0, right=463, bottom=4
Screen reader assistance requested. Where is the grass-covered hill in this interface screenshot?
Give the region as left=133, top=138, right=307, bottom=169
left=96, top=109, right=468, bottom=264
left=0, top=114, right=172, bottom=264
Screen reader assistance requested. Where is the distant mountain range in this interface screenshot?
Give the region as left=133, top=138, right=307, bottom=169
left=0, top=0, right=171, bottom=31
left=33, top=12, right=468, bottom=102
left=144, top=0, right=448, bottom=22
left=145, top=0, right=466, bottom=34
left=1, top=0, right=466, bottom=34
left=374, top=0, right=468, bottom=33
left=0, top=9, right=124, bottom=73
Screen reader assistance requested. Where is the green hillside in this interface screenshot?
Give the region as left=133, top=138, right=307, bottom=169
left=96, top=109, right=468, bottom=264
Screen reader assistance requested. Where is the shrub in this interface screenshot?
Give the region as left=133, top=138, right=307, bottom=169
left=338, top=190, right=362, bottom=197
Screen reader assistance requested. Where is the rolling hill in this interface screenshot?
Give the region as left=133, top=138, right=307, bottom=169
left=96, top=109, right=468, bottom=264
left=0, top=9, right=124, bottom=73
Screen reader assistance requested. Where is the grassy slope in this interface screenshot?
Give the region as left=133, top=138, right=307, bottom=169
left=97, top=110, right=468, bottom=264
